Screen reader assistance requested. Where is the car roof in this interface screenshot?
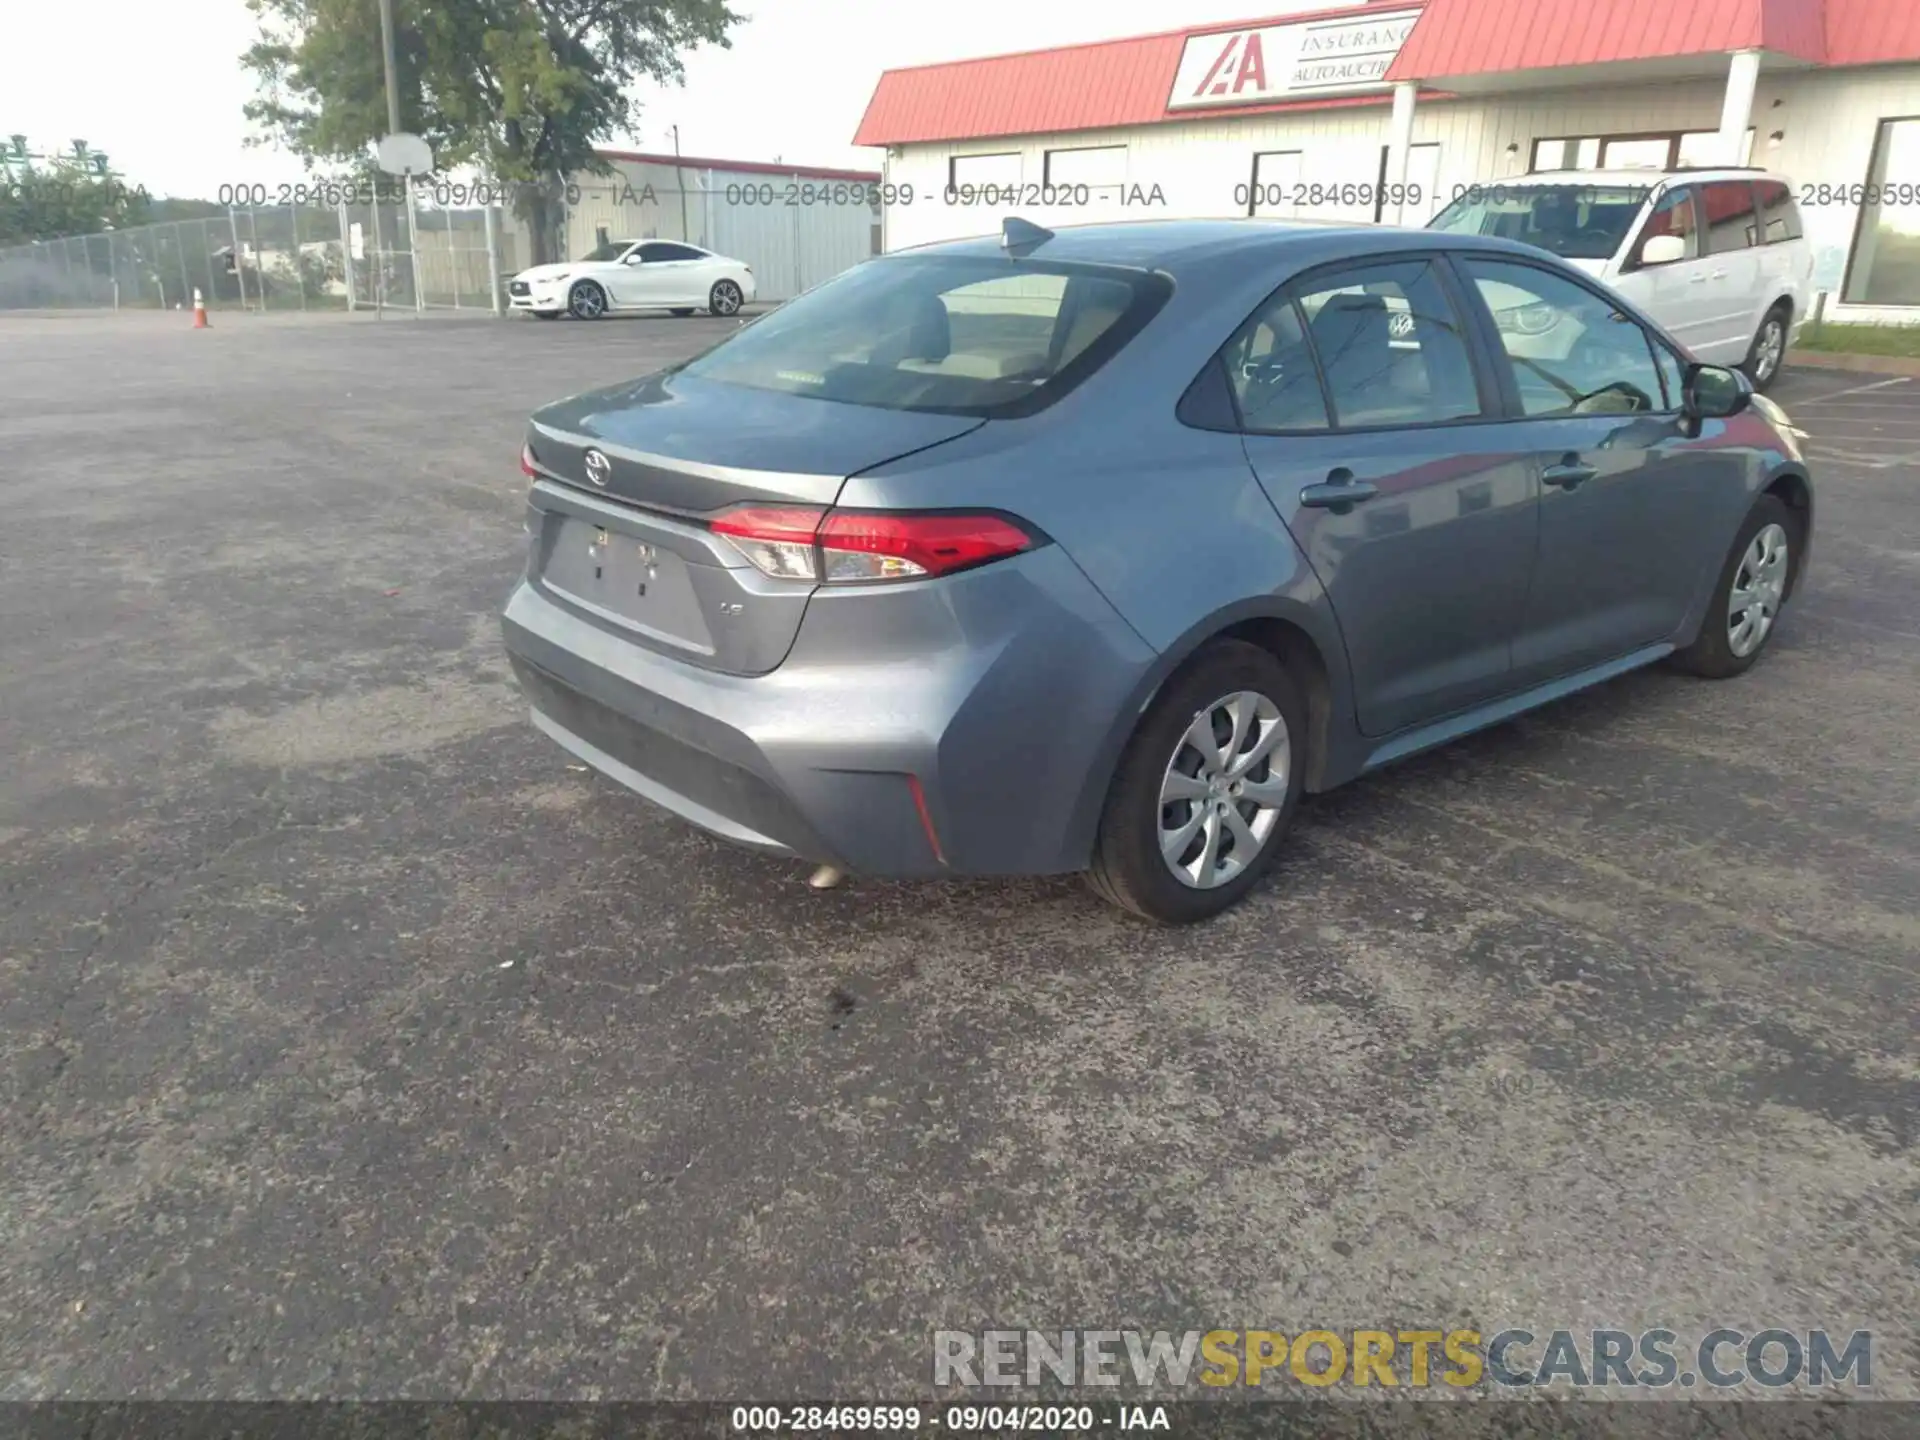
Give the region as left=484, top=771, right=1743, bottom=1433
left=1514, top=167, right=1788, bottom=187
left=884, top=217, right=1578, bottom=281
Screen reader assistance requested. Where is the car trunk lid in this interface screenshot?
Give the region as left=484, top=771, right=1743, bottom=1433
left=523, top=372, right=983, bottom=675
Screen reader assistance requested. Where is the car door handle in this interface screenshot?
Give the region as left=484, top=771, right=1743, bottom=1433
left=1299, top=470, right=1378, bottom=510
left=1688, top=273, right=1709, bottom=284
left=1541, top=458, right=1598, bottom=490
left=1711, top=270, right=1728, bottom=280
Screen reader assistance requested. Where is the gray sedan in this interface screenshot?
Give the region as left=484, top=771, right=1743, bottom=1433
left=502, top=219, right=1813, bottom=923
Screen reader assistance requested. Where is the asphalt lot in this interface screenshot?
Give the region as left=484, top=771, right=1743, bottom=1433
left=1, top=310, right=1915, bottom=1403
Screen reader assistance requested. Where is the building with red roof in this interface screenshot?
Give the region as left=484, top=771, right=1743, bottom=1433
left=856, top=0, right=1920, bottom=319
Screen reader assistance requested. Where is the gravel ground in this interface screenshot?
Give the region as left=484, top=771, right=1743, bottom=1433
left=0, top=310, right=1914, bottom=1404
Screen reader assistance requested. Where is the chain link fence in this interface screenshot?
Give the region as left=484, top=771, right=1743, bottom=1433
left=1, top=166, right=873, bottom=313
left=0, top=186, right=517, bottom=314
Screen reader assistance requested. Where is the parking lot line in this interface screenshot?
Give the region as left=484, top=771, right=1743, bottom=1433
left=1788, top=375, right=1914, bottom=406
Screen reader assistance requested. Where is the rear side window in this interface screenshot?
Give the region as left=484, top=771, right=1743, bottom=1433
left=1221, top=293, right=1331, bottom=432
left=671, top=255, right=1169, bottom=418
left=1754, top=180, right=1804, bottom=243
left=1461, top=258, right=1668, bottom=417
left=1701, top=181, right=1761, bottom=254
left=1292, top=260, right=1483, bottom=429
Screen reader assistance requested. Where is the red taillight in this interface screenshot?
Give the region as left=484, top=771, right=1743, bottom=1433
left=819, top=511, right=1031, bottom=582
left=709, top=506, right=1032, bottom=583
left=520, top=443, right=539, bottom=478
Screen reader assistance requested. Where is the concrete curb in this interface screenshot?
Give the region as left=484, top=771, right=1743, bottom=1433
left=1788, top=348, right=1920, bottom=377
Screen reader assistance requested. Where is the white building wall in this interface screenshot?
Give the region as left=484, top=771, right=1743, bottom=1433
left=879, top=64, right=1920, bottom=320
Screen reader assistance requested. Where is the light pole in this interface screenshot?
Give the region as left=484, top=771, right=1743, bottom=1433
left=376, top=0, right=402, bottom=136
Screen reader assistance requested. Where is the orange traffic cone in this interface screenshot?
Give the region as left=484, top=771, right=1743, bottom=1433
left=192, top=288, right=210, bottom=329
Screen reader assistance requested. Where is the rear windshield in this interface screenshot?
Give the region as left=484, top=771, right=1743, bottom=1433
left=1428, top=185, right=1654, bottom=260
left=669, top=255, right=1171, bottom=417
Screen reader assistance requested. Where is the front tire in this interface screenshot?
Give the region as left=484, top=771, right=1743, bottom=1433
left=1670, top=494, right=1799, bottom=679
left=708, top=280, right=743, bottom=317
left=567, top=281, right=608, bottom=320
left=1086, top=641, right=1306, bottom=924
left=1743, top=303, right=1790, bottom=391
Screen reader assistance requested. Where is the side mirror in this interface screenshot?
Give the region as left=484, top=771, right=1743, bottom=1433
left=1639, top=233, right=1688, bottom=267
left=1684, top=362, right=1752, bottom=421
left=623, top=252, right=645, bottom=265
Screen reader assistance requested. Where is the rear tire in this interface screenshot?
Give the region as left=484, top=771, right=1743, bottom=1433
left=708, top=280, right=743, bottom=317
left=1086, top=641, right=1306, bottom=925
left=567, top=281, right=608, bottom=320
left=1743, top=303, right=1790, bottom=391
left=1669, top=494, right=1799, bottom=679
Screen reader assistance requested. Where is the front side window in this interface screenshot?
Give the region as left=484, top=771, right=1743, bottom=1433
left=1428, top=186, right=1652, bottom=261
left=1461, top=258, right=1667, bottom=418
left=1631, top=187, right=1700, bottom=266
left=1291, top=260, right=1482, bottom=428
left=671, top=255, right=1167, bottom=417
left=638, top=242, right=705, bottom=262
left=1700, top=182, right=1760, bottom=255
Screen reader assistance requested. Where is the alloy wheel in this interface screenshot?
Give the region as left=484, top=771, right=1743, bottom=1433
left=570, top=283, right=605, bottom=320
left=1728, top=522, right=1790, bottom=658
left=711, top=281, right=742, bottom=316
left=1753, top=317, right=1785, bottom=383
left=1158, top=690, right=1290, bottom=890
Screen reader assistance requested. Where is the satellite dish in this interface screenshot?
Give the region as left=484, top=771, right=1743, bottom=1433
left=375, top=132, right=434, bottom=177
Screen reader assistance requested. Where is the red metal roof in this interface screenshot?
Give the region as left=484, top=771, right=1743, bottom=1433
left=1824, top=0, right=1920, bottom=66
left=855, top=0, right=1920, bottom=149
left=852, top=3, right=1428, bottom=148
left=596, top=149, right=878, bottom=182
left=1386, top=0, right=1826, bottom=79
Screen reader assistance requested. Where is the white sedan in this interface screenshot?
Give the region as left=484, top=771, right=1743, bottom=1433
left=507, top=239, right=755, bottom=320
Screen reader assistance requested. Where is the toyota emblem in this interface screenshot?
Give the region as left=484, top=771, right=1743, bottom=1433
left=583, top=449, right=611, bottom=487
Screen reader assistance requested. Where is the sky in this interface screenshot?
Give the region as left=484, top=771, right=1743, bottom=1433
left=0, top=0, right=1309, bottom=200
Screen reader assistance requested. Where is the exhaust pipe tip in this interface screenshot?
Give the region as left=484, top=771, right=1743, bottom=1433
left=807, top=864, right=848, bottom=891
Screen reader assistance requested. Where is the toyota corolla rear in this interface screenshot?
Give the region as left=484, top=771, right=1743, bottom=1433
left=501, top=251, right=1168, bottom=877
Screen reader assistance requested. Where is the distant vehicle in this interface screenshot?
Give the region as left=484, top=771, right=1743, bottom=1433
left=506, top=239, right=755, bottom=321
left=1428, top=169, right=1813, bottom=390
left=503, top=218, right=1813, bottom=924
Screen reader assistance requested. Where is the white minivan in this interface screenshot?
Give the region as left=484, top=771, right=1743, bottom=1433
left=1428, top=169, right=1814, bottom=389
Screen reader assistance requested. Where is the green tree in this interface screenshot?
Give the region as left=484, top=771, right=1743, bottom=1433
left=241, top=0, right=740, bottom=262
left=0, top=141, right=154, bottom=244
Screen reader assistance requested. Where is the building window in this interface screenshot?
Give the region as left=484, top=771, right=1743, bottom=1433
left=1374, top=142, right=1441, bottom=223
left=1042, top=145, right=1126, bottom=198
left=1844, top=117, right=1920, bottom=307
left=1531, top=129, right=1754, bottom=173
left=1677, top=128, right=1756, bottom=166
left=948, top=152, right=1022, bottom=196
left=1248, top=150, right=1303, bottom=217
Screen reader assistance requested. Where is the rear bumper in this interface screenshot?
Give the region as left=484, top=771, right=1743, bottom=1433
left=500, top=546, right=1154, bottom=878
